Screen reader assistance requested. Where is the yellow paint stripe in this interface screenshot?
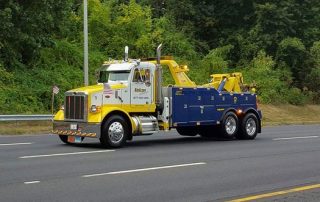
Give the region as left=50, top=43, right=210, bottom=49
left=229, top=184, right=320, bottom=202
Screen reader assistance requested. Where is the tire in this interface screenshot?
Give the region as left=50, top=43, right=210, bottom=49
left=100, top=115, right=129, bottom=148
left=219, top=111, right=238, bottom=139
left=236, top=113, right=259, bottom=140
left=176, top=127, right=198, bottom=136
left=59, top=135, right=70, bottom=144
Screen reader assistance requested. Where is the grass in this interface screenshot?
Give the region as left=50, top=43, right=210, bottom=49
left=260, top=104, right=320, bottom=125
left=0, top=121, right=52, bottom=135
left=0, top=104, right=320, bottom=135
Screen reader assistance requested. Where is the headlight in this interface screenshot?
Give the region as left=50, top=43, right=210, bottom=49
left=90, top=105, right=101, bottom=113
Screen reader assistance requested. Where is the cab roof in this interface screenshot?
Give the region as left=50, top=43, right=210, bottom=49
left=105, top=61, right=156, bottom=71
left=107, top=63, right=134, bottom=71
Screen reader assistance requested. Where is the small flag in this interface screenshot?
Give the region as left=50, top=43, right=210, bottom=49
left=103, top=83, right=113, bottom=95
left=53, top=85, right=59, bottom=94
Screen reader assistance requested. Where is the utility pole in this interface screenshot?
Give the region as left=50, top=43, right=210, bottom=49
left=83, top=0, right=89, bottom=86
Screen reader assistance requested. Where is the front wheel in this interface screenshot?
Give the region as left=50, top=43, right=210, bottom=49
left=100, top=115, right=129, bottom=148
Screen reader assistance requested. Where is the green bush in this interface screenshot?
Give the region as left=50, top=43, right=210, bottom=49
left=286, top=88, right=307, bottom=105
left=199, top=45, right=234, bottom=79
left=244, top=51, right=294, bottom=104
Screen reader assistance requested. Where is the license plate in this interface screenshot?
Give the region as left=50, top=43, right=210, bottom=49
left=67, top=136, right=82, bottom=143
left=70, top=124, right=77, bottom=130
left=68, top=136, right=75, bottom=143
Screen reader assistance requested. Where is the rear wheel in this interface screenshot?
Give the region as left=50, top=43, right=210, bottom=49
left=236, top=113, right=259, bottom=140
left=176, top=127, right=198, bottom=136
left=219, top=111, right=238, bottom=139
left=100, top=115, right=129, bottom=148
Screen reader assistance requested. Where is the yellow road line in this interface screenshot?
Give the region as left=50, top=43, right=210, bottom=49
left=229, top=184, right=320, bottom=202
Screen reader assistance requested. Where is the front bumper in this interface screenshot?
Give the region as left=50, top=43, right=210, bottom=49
left=52, top=121, right=101, bottom=138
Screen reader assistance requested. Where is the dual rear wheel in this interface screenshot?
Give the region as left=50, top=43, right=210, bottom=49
left=176, top=111, right=259, bottom=140
left=236, top=113, right=259, bottom=140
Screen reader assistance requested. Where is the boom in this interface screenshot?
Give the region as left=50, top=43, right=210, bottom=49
left=147, top=57, right=196, bottom=87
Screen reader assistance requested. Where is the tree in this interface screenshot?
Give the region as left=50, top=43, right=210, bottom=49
left=276, top=37, right=307, bottom=87
left=305, top=41, right=320, bottom=102
left=0, top=0, right=74, bottom=68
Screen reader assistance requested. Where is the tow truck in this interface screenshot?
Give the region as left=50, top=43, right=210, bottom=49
left=52, top=45, right=262, bottom=147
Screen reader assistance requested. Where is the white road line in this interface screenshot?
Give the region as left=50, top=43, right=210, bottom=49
left=19, top=150, right=115, bottom=159
left=24, top=181, right=40, bottom=184
left=82, top=162, right=207, bottom=178
left=273, top=136, right=319, bottom=141
left=0, top=142, right=33, bottom=146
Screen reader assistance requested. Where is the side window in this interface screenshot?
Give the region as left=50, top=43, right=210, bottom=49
left=145, top=69, right=151, bottom=86
left=132, top=68, right=151, bottom=85
left=145, top=69, right=150, bottom=82
left=133, top=68, right=142, bottom=82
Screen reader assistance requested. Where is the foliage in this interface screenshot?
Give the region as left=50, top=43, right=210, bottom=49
left=276, top=37, right=307, bottom=87
left=1, top=0, right=320, bottom=114
left=244, top=51, right=287, bottom=104
left=305, top=41, right=320, bottom=102
left=200, top=45, right=234, bottom=76
left=0, top=0, right=74, bottom=68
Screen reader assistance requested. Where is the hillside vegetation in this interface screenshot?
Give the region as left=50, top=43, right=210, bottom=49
left=0, top=0, right=320, bottom=114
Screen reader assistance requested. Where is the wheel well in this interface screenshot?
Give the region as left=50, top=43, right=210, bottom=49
left=101, top=111, right=133, bottom=139
left=245, top=109, right=260, bottom=119
left=220, top=108, right=237, bottom=121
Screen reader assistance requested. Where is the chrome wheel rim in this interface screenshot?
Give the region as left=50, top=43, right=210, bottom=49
left=108, top=122, right=124, bottom=144
left=225, top=116, right=237, bottom=135
left=246, top=118, right=256, bottom=136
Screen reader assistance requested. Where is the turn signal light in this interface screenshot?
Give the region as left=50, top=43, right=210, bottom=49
left=236, top=109, right=243, bottom=115
left=90, top=105, right=101, bottom=113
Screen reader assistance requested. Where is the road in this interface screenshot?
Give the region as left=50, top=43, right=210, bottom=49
left=0, top=125, right=320, bottom=202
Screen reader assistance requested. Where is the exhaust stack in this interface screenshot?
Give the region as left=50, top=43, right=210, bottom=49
left=155, top=44, right=163, bottom=109
left=124, top=46, right=129, bottom=62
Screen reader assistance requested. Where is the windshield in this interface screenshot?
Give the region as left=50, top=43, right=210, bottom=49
left=98, top=70, right=130, bottom=83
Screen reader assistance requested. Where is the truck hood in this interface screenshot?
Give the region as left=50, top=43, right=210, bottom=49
left=67, top=83, right=127, bottom=94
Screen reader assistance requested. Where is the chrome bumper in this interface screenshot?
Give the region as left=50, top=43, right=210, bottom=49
left=52, top=121, right=100, bottom=138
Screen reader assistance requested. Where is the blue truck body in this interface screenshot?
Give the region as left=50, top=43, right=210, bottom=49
left=171, top=87, right=262, bottom=128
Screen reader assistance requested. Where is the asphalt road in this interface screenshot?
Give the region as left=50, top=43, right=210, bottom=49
left=0, top=125, right=320, bottom=202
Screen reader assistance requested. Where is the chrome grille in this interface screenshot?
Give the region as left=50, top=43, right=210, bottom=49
left=64, top=93, right=87, bottom=121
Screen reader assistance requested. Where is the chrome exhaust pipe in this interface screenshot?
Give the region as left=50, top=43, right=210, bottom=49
left=124, top=46, right=129, bottom=62
left=155, top=44, right=163, bottom=109
left=157, top=44, right=162, bottom=65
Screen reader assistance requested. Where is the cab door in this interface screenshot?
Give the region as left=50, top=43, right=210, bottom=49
left=130, top=67, right=152, bottom=105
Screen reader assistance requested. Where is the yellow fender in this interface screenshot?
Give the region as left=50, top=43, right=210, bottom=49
left=101, top=106, right=136, bottom=134
left=53, top=109, right=64, bottom=121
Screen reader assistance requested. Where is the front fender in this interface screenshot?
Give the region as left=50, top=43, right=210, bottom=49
left=101, top=105, right=136, bottom=134
left=53, top=109, right=64, bottom=121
